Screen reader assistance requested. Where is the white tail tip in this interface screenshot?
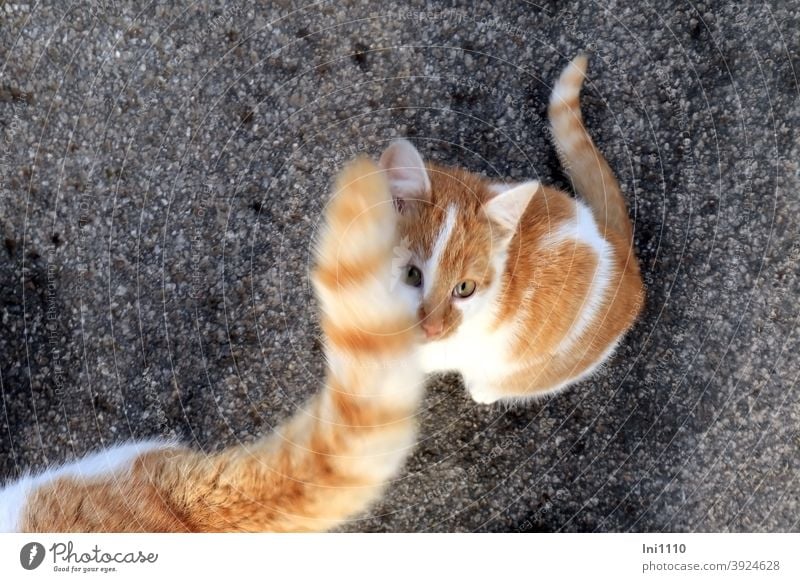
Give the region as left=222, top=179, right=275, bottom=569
left=550, top=54, right=589, bottom=106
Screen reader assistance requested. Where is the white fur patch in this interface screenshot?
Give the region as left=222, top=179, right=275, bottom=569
left=549, top=70, right=583, bottom=152
left=0, top=440, right=173, bottom=532
left=420, top=248, right=515, bottom=387
left=549, top=58, right=584, bottom=107
left=542, top=200, right=614, bottom=355
left=326, top=346, right=423, bottom=403
left=423, top=204, right=458, bottom=295
left=550, top=79, right=581, bottom=107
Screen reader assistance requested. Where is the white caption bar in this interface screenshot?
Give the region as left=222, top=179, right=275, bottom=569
left=1, top=533, right=797, bottom=581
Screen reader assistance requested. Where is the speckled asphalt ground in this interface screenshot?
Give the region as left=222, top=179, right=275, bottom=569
left=1, top=1, right=798, bottom=532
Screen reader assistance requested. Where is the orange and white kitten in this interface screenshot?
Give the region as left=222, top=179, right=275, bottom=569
left=379, top=56, right=644, bottom=404
left=0, top=158, right=423, bottom=532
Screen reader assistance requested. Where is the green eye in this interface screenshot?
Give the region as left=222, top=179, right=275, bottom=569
left=453, top=280, right=477, bottom=298
left=405, top=266, right=423, bottom=288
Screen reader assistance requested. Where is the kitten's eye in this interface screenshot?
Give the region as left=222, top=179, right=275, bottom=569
left=405, top=265, right=423, bottom=288
left=453, top=280, right=477, bottom=298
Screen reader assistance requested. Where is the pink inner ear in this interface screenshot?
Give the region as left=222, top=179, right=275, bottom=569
left=379, top=139, right=431, bottom=204
left=483, top=181, right=539, bottom=231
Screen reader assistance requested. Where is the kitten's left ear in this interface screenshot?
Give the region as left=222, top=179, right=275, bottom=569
left=484, top=181, right=540, bottom=232
left=379, top=139, right=432, bottom=208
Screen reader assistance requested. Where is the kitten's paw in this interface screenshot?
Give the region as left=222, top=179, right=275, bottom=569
left=332, top=157, right=395, bottom=234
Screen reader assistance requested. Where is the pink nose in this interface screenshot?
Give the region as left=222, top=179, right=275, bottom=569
left=422, top=319, right=443, bottom=338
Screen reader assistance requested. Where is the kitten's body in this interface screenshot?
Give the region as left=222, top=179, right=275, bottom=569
left=0, top=55, right=641, bottom=531
left=0, top=159, right=423, bottom=532
left=416, top=176, right=640, bottom=403
left=381, top=56, right=643, bottom=403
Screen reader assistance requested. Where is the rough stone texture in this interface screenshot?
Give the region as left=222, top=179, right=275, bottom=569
left=0, top=1, right=798, bottom=532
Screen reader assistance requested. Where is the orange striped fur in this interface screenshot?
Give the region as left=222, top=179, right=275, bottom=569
left=379, top=56, right=644, bottom=403
left=0, top=159, right=424, bottom=532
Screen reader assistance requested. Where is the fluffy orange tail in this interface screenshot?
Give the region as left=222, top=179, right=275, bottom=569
left=548, top=55, right=633, bottom=242
left=8, top=159, right=423, bottom=532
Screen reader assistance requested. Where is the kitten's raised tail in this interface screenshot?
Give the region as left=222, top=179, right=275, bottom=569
left=7, top=158, right=423, bottom=533
left=548, top=55, right=633, bottom=242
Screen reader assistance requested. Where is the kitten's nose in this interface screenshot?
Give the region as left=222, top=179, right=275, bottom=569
left=422, top=319, right=443, bottom=338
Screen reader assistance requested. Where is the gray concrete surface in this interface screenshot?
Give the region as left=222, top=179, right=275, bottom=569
left=1, top=1, right=798, bottom=532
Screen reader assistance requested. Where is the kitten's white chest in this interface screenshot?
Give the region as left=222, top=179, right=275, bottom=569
left=419, top=315, right=513, bottom=388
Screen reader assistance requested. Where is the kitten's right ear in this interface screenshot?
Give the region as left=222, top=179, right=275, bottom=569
left=379, top=139, right=431, bottom=209
left=484, top=181, right=539, bottom=234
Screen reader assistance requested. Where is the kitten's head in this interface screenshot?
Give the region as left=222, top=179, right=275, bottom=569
left=380, top=139, right=538, bottom=340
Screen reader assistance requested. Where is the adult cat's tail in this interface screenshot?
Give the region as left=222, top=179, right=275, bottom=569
left=2, top=159, right=423, bottom=532
left=548, top=55, right=633, bottom=242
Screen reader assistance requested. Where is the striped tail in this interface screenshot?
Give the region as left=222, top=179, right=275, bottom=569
left=548, top=55, right=634, bottom=242
left=11, top=159, right=423, bottom=533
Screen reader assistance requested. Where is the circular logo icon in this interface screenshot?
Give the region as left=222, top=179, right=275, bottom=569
left=20, top=542, right=46, bottom=570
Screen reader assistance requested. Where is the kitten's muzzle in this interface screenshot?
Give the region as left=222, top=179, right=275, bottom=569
left=419, top=300, right=457, bottom=340
left=421, top=318, right=444, bottom=339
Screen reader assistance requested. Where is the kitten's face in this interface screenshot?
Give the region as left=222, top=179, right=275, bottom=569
left=380, top=140, right=537, bottom=341
left=396, top=172, right=499, bottom=340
